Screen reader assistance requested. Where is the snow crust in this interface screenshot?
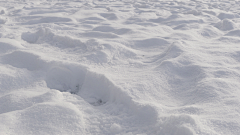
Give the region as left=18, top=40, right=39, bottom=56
left=0, top=0, right=240, bottom=134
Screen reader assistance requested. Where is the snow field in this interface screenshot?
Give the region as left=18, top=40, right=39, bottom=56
left=0, top=0, right=240, bottom=134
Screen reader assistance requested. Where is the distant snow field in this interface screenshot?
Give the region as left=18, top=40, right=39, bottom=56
left=0, top=0, right=240, bottom=134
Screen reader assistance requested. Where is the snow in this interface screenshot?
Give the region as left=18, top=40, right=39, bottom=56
left=110, top=123, right=122, bottom=134
left=0, top=0, right=240, bottom=134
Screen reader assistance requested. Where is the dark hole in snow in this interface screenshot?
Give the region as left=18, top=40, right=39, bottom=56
left=45, top=66, right=107, bottom=106
left=91, top=99, right=106, bottom=106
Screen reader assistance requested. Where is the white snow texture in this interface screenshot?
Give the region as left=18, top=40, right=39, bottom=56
left=0, top=0, right=240, bottom=135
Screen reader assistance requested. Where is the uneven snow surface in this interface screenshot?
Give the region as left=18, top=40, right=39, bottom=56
left=0, top=0, right=240, bottom=135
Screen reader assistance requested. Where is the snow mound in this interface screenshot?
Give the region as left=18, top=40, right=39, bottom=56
left=225, top=30, right=240, bottom=37
left=199, top=26, right=223, bottom=38
left=22, top=28, right=85, bottom=49
left=22, top=16, right=72, bottom=25
left=186, top=10, right=202, bottom=16
left=218, top=12, right=240, bottom=20
left=132, top=38, right=170, bottom=50
left=14, top=103, right=84, bottom=134
left=99, top=13, right=118, bottom=20
left=110, top=123, right=122, bottom=134
left=157, top=115, right=196, bottom=135
left=0, top=38, right=24, bottom=54
left=0, top=16, right=7, bottom=24
left=215, top=19, right=237, bottom=31
left=174, top=23, right=201, bottom=30
left=1, top=51, right=47, bottom=71
left=93, top=26, right=132, bottom=35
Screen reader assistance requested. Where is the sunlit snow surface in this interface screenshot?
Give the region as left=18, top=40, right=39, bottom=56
left=0, top=0, right=240, bottom=134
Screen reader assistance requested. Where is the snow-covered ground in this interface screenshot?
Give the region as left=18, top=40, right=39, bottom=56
left=0, top=0, right=240, bottom=134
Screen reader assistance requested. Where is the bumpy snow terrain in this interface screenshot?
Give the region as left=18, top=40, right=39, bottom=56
left=0, top=0, right=240, bottom=134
